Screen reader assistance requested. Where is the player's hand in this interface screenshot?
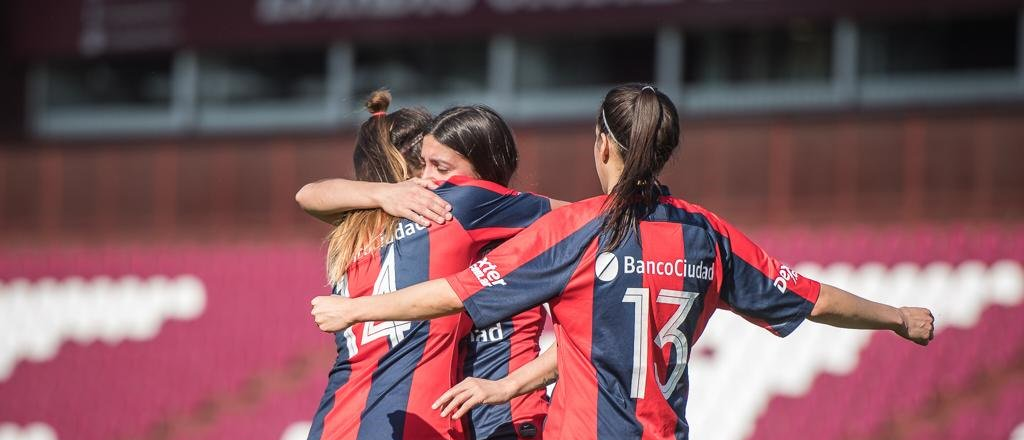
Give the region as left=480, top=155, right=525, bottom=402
left=311, top=296, right=354, bottom=333
left=432, top=377, right=516, bottom=419
left=373, top=179, right=452, bottom=227
left=895, top=307, right=935, bottom=346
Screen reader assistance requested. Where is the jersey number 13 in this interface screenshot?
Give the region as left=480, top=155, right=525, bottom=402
left=622, top=288, right=698, bottom=399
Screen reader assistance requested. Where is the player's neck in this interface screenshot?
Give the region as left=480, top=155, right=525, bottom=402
left=601, top=168, right=624, bottom=194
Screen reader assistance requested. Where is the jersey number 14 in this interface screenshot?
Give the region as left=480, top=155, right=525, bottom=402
left=354, top=247, right=411, bottom=351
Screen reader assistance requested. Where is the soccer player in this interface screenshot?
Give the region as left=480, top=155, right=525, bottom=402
left=301, top=93, right=554, bottom=440
left=309, top=84, right=936, bottom=440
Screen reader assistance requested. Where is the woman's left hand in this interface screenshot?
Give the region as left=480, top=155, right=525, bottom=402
left=895, top=306, right=935, bottom=346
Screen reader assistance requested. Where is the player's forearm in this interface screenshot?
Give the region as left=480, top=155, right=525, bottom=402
left=351, top=279, right=466, bottom=322
left=295, top=179, right=386, bottom=223
left=500, top=342, right=558, bottom=398
left=808, top=283, right=903, bottom=332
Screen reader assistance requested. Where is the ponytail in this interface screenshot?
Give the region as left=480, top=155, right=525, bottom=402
left=325, top=90, right=431, bottom=284
left=598, top=84, right=680, bottom=251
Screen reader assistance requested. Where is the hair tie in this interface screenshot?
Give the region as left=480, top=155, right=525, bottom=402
left=641, top=85, right=656, bottom=93
left=371, top=111, right=387, bottom=117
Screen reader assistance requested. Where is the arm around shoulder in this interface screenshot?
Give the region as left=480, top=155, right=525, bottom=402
left=295, top=178, right=377, bottom=224
left=311, top=279, right=466, bottom=333
left=295, top=178, right=451, bottom=226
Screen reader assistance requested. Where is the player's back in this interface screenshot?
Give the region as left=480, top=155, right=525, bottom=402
left=308, top=177, right=551, bottom=440
left=448, top=189, right=820, bottom=440
left=545, top=196, right=730, bottom=439
left=309, top=217, right=475, bottom=440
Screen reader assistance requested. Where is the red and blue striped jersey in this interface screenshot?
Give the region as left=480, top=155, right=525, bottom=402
left=461, top=283, right=548, bottom=440
left=309, top=176, right=551, bottom=440
left=446, top=188, right=821, bottom=440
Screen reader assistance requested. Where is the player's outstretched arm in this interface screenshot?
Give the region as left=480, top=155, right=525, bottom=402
left=433, top=341, right=558, bottom=419
left=311, top=279, right=463, bottom=332
left=295, top=178, right=451, bottom=226
left=808, top=284, right=935, bottom=346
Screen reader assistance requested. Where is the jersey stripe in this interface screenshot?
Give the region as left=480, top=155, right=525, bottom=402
left=320, top=353, right=378, bottom=440
left=634, top=222, right=685, bottom=440
left=508, top=307, right=549, bottom=438
left=359, top=322, right=431, bottom=439
left=546, top=239, right=601, bottom=440
left=594, top=230, right=643, bottom=439
left=356, top=238, right=430, bottom=439
left=313, top=255, right=386, bottom=440
left=462, top=319, right=515, bottom=440
left=684, top=224, right=722, bottom=346
left=308, top=348, right=354, bottom=440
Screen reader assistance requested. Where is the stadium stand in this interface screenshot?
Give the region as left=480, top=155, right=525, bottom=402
left=3, top=225, right=1019, bottom=440
left=0, top=247, right=332, bottom=440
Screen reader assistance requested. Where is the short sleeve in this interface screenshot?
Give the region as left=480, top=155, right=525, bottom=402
left=712, top=216, right=820, bottom=337
left=447, top=205, right=602, bottom=328
left=435, top=176, right=551, bottom=244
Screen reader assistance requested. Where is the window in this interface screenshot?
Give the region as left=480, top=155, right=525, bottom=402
left=354, top=40, right=487, bottom=97
left=199, top=48, right=327, bottom=106
left=684, top=22, right=832, bottom=85
left=859, top=14, right=1017, bottom=76
left=45, top=54, right=172, bottom=108
left=516, top=33, right=655, bottom=90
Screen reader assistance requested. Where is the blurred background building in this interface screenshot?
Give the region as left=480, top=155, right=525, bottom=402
left=1, top=1, right=1022, bottom=440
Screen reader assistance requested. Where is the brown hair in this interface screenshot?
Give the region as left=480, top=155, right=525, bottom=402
left=325, top=90, right=432, bottom=284
left=597, top=83, right=681, bottom=251
left=427, top=105, right=518, bottom=186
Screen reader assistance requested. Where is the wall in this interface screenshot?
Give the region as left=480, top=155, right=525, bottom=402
left=2, top=106, right=1023, bottom=246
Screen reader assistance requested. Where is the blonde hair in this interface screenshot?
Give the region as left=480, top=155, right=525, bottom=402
left=325, top=90, right=425, bottom=284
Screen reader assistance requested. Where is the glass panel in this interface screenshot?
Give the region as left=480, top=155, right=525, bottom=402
left=354, top=40, right=487, bottom=97
left=860, top=14, right=1017, bottom=76
left=517, top=33, right=655, bottom=90
left=684, top=21, right=832, bottom=85
left=199, top=48, right=327, bottom=105
left=46, top=54, right=172, bottom=108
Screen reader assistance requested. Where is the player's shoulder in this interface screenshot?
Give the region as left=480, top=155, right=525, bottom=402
left=533, top=195, right=607, bottom=232
left=559, top=194, right=606, bottom=215
left=659, top=195, right=725, bottom=224
left=657, top=195, right=739, bottom=243
left=659, top=194, right=704, bottom=215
